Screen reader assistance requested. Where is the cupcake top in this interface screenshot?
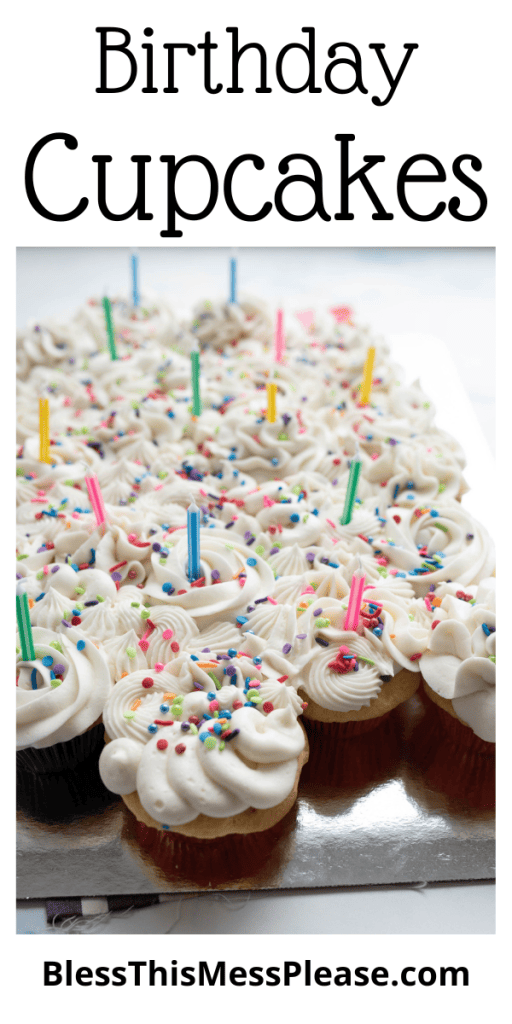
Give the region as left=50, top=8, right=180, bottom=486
left=142, top=524, right=275, bottom=628
left=365, top=502, right=495, bottom=596
left=99, top=644, right=305, bottom=827
left=298, top=631, right=395, bottom=714
left=16, top=625, right=112, bottom=749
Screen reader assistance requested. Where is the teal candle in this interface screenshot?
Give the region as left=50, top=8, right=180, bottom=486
left=187, top=502, right=201, bottom=581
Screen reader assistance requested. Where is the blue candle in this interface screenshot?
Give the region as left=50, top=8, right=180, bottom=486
left=229, top=257, right=237, bottom=304
left=187, top=501, right=201, bottom=581
left=131, top=251, right=139, bottom=308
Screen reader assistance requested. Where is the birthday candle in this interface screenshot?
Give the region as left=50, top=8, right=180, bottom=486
left=39, top=398, right=50, bottom=464
left=340, top=449, right=362, bottom=525
left=102, top=296, right=118, bottom=361
left=360, top=346, right=375, bottom=404
left=266, top=382, right=277, bottom=423
left=85, top=473, right=107, bottom=528
left=187, top=501, right=201, bottom=581
left=16, top=582, right=35, bottom=662
left=343, top=569, right=366, bottom=632
left=191, top=348, right=202, bottom=416
left=131, top=251, right=139, bottom=308
left=274, top=309, right=285, bottom=363
left=229, top=257, right=237, bottom=304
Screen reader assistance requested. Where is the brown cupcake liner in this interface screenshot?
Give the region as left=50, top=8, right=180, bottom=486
left=130, top=808, right=298, bottom=887
left=420, top=680, right=494, bottom=756
left=407, top=693, right=495, bottom=810
left=301, top=706, right=403, bottom=793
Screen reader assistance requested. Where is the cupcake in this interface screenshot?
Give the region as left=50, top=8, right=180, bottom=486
left=420, top=577, right=495, bottom=748
left=16, top=624, right=112, bottom=772
left=99, top=643, right=308, bottom=872
left=408, top=579, right=495, bottom=808
left=294, top=590, right=421, bottom=736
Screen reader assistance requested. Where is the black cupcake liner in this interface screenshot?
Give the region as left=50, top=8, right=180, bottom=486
left=16, top=745, right=116, bottom=823
left=16, top=722, right=105, bottom=774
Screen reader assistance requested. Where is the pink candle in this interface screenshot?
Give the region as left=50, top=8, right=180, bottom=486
left=343, top=570, right=366, bottom=632
left=85, top=473, right=107, bottom=528
left=274, top=309, right=285, bottom=363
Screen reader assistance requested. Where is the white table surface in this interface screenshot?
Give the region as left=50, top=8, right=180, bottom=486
left=16, top=247, right=495, bottom=934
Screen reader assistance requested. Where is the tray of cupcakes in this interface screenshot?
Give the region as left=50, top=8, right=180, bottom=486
left=16, top=282, right=495, bottom=896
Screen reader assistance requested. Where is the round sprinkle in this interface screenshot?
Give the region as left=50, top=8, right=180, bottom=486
left=204, top=735, right=217, bottom=750
left=142, top=677, right=154, bottom=688
left=282, top=643, right=292, bottom=654
left=42, top=656, right=53, bottom=667
left=170, top=641, right=180, bottom=653
left=154, top=662, right=165, bottom=672
left=211, top=569, right=220, bottom=580
left=262, top=701, right=274, bottom=714
left=306, top=552, right=315, bottom=562
left=159, top=704, right=170, bottom=714
left=76, top=641, right=85, bottom=651
left=290, top=513, right=300, bottom=522
left=148, top=723, right=158, bottom=733
left=162, top=629, right=174, bottom=640
left=247, top=558, right=257, bottom=566
left=156, top=738, right=168, bottom=750
left=175, top=743, right=186, bottom=755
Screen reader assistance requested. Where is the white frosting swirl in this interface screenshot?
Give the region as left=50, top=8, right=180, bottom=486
left=16, top=626, right=111, bottom=748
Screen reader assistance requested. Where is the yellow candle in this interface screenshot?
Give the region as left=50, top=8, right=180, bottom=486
left=39, top=398, right=51, bottom=463
left=360, top=346, right=375, bottom=404
left=266, top=382, right=277, bottom=422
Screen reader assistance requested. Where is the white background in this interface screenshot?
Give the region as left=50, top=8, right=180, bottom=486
left=14, top=1, right=497, bottom=246
left=8, top=0, right=508, bottom=1019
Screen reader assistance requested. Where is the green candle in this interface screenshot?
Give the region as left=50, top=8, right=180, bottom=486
left=340, top=452, right=362, bottom=525
left=191, top=349, right=202, bottom=416
left=102, top=296, right=118, bottom=361
left=16, top=589, right=35, bottom=662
